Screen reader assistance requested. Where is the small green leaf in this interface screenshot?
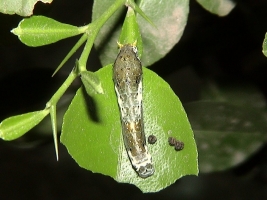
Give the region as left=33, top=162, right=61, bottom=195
left=11, top=16, right=87, bottom=47
left=118, top=7, right=143, bottom=58
left=0, top=0, right=53, bottom=16
left=80, top=71, right=104, bottom=95
left=196, top=0, right=236, bottom=16
left=185, top=101, right=267, bottom=173
left=0, top=110, right=49, bottom=141
left=262, top=32, right=267, bottom=57
left=61, top=65, right=198, bottom=192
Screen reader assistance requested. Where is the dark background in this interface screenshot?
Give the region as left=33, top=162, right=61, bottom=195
left=1, top=0, right=267, bottom=199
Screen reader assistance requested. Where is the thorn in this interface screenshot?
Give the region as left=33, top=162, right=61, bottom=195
left=53, top=132, right=59, bottom=161
left=50, top=105, right=59, bottom=161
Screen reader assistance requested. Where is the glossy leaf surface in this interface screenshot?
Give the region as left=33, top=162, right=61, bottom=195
left=11, top=16, right=86, bottom=47
left=0, top=110, right=49, bottom=141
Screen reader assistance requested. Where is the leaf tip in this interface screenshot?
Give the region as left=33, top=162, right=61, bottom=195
left=10, top=27, right=18, bottom=35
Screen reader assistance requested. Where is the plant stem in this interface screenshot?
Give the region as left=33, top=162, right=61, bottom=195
left=48, top=0, right=126, bottom=108
left=47, top=0, right=126, bottom=107
left=47, top=67, right=78, bottom=107
left=46, top=68, right=79, bottom=161
left=53, top=33, right=88, bottom=76
left=78, top=0, right=126, bottom=70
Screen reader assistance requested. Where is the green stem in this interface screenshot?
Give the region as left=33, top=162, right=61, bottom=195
left=52, top=33, right=88, bottom=76
left=47, top=67, right=78, bottom=107
left=78, top=0, right=126, bottom=70
left=48, top=0, right=126, bottom=106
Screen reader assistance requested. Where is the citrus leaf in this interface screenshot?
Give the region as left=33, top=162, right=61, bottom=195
left=11, top=16, right=87, bottom=47
left=93, top=0, right=189, bottom=67
left=201, top=81, right=266, bottom=110
left=0, top=0, right=52, bottom=16
left=196, top=0, right=236, bottom=16
left=185, top=101, right=267, bottom=173
left=0, top=110, right=49, bottom=141
left=61, top=65, right=198, bottom=193
left=136, top=0, right=189, bottom=67
left=262, top=32, right=267, bottom=57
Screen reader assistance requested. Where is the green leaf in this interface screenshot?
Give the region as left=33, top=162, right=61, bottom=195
left=126, top=0, right=156, bottom=28
left=201, top=81, right=267, bottom=110
left=189, top=80, right=267, bottom=172
left=262, top=32, right=267, bottom=57
left=0, top=109, right=49, bottom=141
left=185, top=101, right=267, bottom=173
left=61, top=65, right=198, bottom=193
left=93, top=0, right=189, bottom=67
left=136, top=0, right=189, bottom=67
left=11, top=16, right=87, bottom=47
left=0, top=0, right=53, bottom=16
left=80, top=71, right=104, bottom=95
left=196, top=0, right=236, bottom=16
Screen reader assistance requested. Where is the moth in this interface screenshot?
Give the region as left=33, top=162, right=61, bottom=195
left=113, top=43, right=154, bottom=178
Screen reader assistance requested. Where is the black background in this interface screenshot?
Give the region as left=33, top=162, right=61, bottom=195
left=1, top=0, right=267, bottom=199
